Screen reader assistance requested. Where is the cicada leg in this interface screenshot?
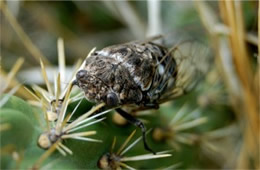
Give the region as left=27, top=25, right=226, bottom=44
left=115, top=108, right=156, bottom=154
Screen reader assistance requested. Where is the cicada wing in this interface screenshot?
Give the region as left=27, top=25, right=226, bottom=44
left=158, top=41, right=211, bottom=104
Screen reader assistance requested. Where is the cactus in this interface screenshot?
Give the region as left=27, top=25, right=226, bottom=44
left=0, top=1, right=259, bottom=169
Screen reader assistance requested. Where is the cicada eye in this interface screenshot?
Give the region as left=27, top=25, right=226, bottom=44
left=76, top=70, right=87, bottom=80
left=106, top=92, right=119, bottom=107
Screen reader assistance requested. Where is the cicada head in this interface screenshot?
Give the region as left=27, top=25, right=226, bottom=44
left=75, top=68, right=120, bottom=107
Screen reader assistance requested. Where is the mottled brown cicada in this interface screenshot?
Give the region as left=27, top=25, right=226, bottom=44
left=74, top=36, right=210, bottom=154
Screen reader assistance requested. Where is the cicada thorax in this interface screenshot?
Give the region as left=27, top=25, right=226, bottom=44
left=79, top=43, right=154, bottom=105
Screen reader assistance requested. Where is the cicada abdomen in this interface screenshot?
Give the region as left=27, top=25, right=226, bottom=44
left=157, top=41, right=210, bottom=104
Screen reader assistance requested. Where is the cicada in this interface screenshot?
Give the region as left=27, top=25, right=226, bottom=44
left=74, top=36, right=210, bottom=154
